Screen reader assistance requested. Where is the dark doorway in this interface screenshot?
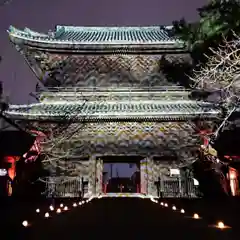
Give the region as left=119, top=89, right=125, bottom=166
left=102, top=156, right=142, bottom=193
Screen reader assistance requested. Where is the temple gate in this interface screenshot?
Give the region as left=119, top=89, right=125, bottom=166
left=4, top=25, right=222, bottom=197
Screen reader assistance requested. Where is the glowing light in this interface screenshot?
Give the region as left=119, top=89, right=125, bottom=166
left=230, top=173, right=236, bottom=179
left=60, top=203, right=63, bottom=208
left=172, top=206, right=176, bottom=211
left=45, top=212, right=50, bottom=218
left=193, top=213, right=199, bottom=219
left=217, top=221, right=225, bottom=229
left=88, top=196, right=94, bottom=201
left=160, top=202, right=164, bottom=206
left=73, top=203, right=77, bottom=207
left=36, top=209, right=40, bottom=213
left=78, top=202, right=82, bottom=205
left=49, top=205, right=54, bottom=211
left=193, top=178, right=199, bottom=186
left=64, top=206, right=68, bottom=211
left=98, top=195, right=102, bottom=199
left=164, top=203, right=168, bottom=207
left=150, top=197, right=158, bottom=203
left=180, top=209, right=185, bottom=213
left=170, top=169, right=180, bottom=176
left=0, top=169, right=7, bottom=176
left=56, top=208, right=61, bottom=213
left=22, top=221, right=28, bottom=227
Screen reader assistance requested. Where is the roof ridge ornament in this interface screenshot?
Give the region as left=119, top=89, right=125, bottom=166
left=24, top=27, right=48, bottom=37
left=8, top=25, right=27, bottom=35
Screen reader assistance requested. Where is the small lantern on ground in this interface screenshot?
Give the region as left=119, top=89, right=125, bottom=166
left=217, top=221, right=225, bottom=229
left=56, top=208, right=61, bottom=213
left=22, top=220, right=28, bottom=227
left=193, top=213, right=199, bottom=219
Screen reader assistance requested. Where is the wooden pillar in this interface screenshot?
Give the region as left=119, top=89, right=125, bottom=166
left=95, top=158, right=103, bottom=195
left=140, top=158, right=148, bottom=194
left=88, top=155, right=96, bottom=196
left=147, top=156, right=157, bottom=196
left=140, top=157, right=155, bottom=196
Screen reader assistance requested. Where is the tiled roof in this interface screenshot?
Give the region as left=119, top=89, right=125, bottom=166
left=56, top=26, right=177, bottom=43
left=4, top=100, right=221, bottom=121
left=8, top=25, right=182, bottom=46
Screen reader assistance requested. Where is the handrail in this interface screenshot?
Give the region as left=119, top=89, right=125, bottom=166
left=42, top=86, right=188, bottom=93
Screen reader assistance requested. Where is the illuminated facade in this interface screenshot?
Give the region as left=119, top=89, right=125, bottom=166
left=4, top=25, right=223, bottom=197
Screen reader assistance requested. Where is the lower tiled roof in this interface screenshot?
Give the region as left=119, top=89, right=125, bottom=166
left=4, top=100, right=221, bottom=121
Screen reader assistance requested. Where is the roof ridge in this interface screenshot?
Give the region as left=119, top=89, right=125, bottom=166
left=55, top=25, right=167, bottom=32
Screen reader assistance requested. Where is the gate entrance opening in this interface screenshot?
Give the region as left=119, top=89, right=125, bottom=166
left=102, top=156, right=142, bottom=194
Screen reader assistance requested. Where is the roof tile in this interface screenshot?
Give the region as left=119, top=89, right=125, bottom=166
left=8, top=25, right=179, bottom=44
left=4, top=101, right=221, bottom=121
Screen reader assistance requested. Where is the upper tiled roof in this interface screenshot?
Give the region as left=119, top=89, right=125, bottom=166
left=8, top=25, right=183, bottom=47
left=55, top=26, right=177, bottom=43
left=3, top=100, right=221, bottom=121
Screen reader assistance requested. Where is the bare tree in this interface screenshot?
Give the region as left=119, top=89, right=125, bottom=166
left=30, top=87, right=116, bottom=195
left=41, top=122, right=89, bottom=178
left=187, top=36, right=240, bottom=195
left=191, top=34, right=240, bottom=141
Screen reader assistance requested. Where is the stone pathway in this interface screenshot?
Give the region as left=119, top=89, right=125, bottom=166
left=18, top=197, right=235, bottom=239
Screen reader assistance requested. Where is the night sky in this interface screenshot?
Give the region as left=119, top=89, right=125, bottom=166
left=0, top=0, right=206, bottom=104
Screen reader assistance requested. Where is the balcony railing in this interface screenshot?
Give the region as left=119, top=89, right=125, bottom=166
left=43, top=86, right=187, bottom=92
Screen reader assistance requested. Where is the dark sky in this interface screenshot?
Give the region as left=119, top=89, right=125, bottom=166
left=0, top=0, right=206, bottom=104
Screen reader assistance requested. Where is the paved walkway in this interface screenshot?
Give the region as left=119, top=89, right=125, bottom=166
left=18, top=197, right=235, bottom=239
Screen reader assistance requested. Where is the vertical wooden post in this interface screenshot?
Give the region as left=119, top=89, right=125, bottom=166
left=140, top=158, right=148, bottom=194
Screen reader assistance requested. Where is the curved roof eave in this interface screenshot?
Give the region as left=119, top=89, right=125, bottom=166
left=7, top=25, right=185, bottom=51
left=2, top=112, right=219, bottom=122
left=3, top=100, right=221, bottom=122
